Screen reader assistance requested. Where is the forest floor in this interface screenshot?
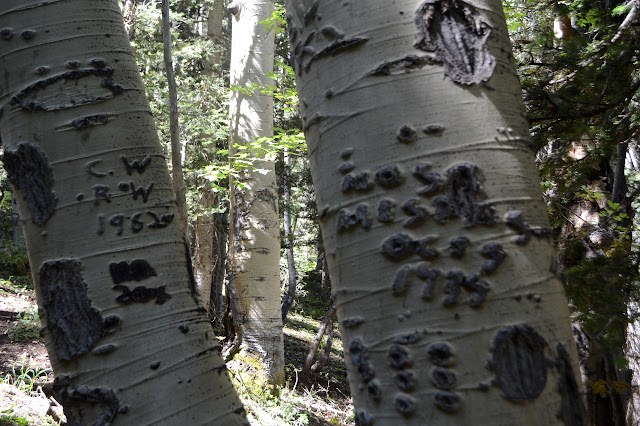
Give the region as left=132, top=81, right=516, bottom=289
left=0, top=279, right=353, bottom=425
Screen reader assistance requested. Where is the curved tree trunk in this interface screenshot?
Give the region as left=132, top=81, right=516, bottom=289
left=0, top=1, right=245, bottom=424
left=284, top=0, right=585, bottom=424
left=228, top=0, right=285, bottom=386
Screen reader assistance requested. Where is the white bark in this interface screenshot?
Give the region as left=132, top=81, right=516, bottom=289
left=194, top=190, right=216, bottom=311
left=228, top=0, right=285, bottom=385
left=284, top=0, right=584, bottom=424
left=0, top=1, right=246, bottom=424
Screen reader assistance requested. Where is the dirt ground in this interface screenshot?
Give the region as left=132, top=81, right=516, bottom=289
left=0, top=283, right=351, bottom=425
left=0, top=289, right=50, bottom=377
left=0, top=285, right=62, bottom=425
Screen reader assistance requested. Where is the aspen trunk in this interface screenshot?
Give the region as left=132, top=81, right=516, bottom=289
left=0, top=1, right=246, bottom=424
left=284, top=0, right=585, bottom=424
left=281, top=148, right=298, bottom=320
left=228, top=0, right=285, bottom=386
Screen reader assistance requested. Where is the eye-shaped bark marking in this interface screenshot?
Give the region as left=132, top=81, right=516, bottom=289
left=40, top=259, right=117, bottom=361
left=10, top=64, right=124, bottom=111
left=415, top=0, right=496, bottom=85
left=340, top=148, right=354, bottom=159
left=480, top=242, right=506, bottom=275
left=489, top=324, right=548, bottom=401
left=434, top=390, right=461, bottom=412
left=72, top=113, right=110, bottom=129
left=338, top=162, right=355, bottom=174
left=424, top=124, right=445, bottom=134
left=0, top=28, right=13, bottom=40
left=372, top=54, right=441, bottom=76
left=4, top=142, right=57, bottom=225
left=53, top=375, right=119, bottom=426
left=428, top=341, right=456, bottom=366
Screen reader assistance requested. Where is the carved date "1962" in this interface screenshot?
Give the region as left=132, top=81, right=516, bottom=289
left=97, top=211, right=174, bottom=235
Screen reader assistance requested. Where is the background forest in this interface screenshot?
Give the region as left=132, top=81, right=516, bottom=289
left=1, top=0, right=640, bottom=424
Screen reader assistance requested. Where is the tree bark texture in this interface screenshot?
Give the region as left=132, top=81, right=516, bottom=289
left=284, top=0, right=585, bottom=424
left=194, top=189, right=216, bottom=312
left=162, top=0, right=190, bottom=239
left=228, top=0, right=285, bottom=386
left=281, top=148, right=299, bottom=320
left=122, top=0, right=136, bottom=41
left=206, top=0, right=226, bottom=68
left=0, top=1, right=246, bottom=424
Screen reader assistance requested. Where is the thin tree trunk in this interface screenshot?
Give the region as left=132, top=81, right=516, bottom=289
left=0, top=0, right=245, bottom=423
left=311, top=315, right=334, bottom=373
left=303, top=301, right=336, bottom=374
left=122, top=0, right=136, bottom=41
left=281, top=148, right=298, bottom=320
left=194, top=190, right=215, bottom=312
left=162, top=0, right=189, bottom=239
left=283, top=0, right=585, bottom=423
left=206, top=0, right=225, bottom=68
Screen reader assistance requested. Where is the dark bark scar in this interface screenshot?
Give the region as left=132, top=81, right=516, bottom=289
left=415, top=0, right=495, bottom=85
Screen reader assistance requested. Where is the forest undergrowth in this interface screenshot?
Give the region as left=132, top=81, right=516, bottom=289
left=0, top=276, right=352, bottom=426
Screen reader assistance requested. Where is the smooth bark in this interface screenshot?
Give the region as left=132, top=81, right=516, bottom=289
left=228, top=0, right=285, bottom=385
left=194, top=190, right=215, bottom=311
left=0, top=1, right=245, bottom=424
left=281, top=148, right=298, bottom=320
left=284, top=0, right=585, bottom=424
